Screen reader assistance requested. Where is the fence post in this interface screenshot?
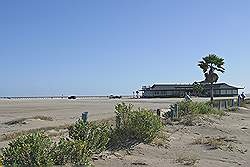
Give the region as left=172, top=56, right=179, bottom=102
left=225, top=100, right=228, bottom=109
left=157, top=109, right=161, bottom=117
left=82, top=112, right=88, bottom=122
left=231, top=99, right=235, bottom=110
left=174, top=103, right=179, bottom=118
left=238, top=95, right=241, bottom=110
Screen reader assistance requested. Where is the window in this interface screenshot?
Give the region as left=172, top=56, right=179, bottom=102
left=214, top=90, right=220, bottom=95
left=227, top=90, right=232, bottom=94
left=221, top=90, right=226, bottom=95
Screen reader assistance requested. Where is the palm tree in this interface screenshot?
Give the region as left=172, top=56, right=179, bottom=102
left=198, top=54, right=225, bottom=102
left=193, top=82, right=204, bottom=97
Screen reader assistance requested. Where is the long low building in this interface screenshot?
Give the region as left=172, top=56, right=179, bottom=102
left=141, top=83, right=243, bottom=98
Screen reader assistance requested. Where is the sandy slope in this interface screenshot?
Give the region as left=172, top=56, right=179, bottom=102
left=94, top=106, right=250, bottom=167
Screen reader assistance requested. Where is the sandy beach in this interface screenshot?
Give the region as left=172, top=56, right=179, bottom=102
left=0, top=97, right=249, bottom=166
left=0, top=97, right=181, bottom=148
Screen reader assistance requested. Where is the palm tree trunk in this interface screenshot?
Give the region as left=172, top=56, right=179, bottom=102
left=210, top=82, right=214, bottom=102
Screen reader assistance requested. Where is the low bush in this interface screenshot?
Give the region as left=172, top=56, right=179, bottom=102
left=68, top=119, right=110, bottom=154
left=69, top=140, right=93, bottom=166
left=51, top=138, right=94, bottom=166
left=51, top=138, right=73, bottom=165
left=177, top=101, right=225, bottom=116
left=2, top=132, right=53, bottom=167
left=110, top=103, right=163, bottom=148
left=0, top=156, right=3, bottom=166
left=128, top=108, right=163, bottom=142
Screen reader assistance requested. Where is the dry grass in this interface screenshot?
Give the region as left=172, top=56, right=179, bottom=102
left=151, top=129, right=169, bottom=148
left=3, top=115, right=53, bottom=125
left=192, top=136, right=225, bottom=149
left=4, top=118, right=27, bottom=125
left=175, top=154, right=199, bottom=166
left=31, top=115, right=53, bottom=121
left=0, top=124, right=70, bottom=142
left=191, top=136, right=246, bottom=153
left=0, top=117, right=115, bottom=142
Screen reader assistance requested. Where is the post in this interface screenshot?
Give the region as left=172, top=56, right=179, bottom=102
left=218, top=100, right=221, bottom=110
left=210, top=82, right=214, bottom=102
left=157, top=109, right=161, bottom=117
left=238, top=95, right=241, bottom=109
left=231, top=99, right=235, bottom=110
left=82, top=112, right=88, bottom=122
left=225, top=100, right=228, bottom=109
left=174, top=103, right=179, bottom=118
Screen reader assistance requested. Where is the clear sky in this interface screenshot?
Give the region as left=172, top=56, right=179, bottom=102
left=0, top=0, right=249, bottom=96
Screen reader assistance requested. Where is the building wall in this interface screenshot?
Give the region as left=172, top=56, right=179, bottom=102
left=143, top=88, right=238, bottom=98
left=204, top=89, right=238, bottom=97
left=143, top=90, right=189, bottom=98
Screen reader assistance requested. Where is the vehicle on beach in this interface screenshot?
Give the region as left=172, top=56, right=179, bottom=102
left=109, top=95, right=122, bottom=99
left=68, top=96, right=77, bottom=99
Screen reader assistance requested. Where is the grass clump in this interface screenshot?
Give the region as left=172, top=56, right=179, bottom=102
left=110, top=103, right=163, bottom=149
left=2, top=132, right=53, bottom=167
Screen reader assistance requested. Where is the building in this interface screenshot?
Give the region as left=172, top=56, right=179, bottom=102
left=141, top=83, right=243, bottom=98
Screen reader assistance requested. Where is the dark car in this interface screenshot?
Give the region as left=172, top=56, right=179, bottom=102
left=68, top=96, right=77, bottom=99
left=109, top=95, right=122, bottom=99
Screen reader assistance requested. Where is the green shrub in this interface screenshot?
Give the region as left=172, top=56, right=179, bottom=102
left=177, top=101, right=224, bottom=116
left=0, top=156, right=3, bottom=166
left=2, top=132, right=53, bottom=167
left=128, top=108, right=163, bottom=142
left=51, top=120, right=110, bottom=166
left=51, top=138, right=73, bottom=165
left=110, top=103, right=162, bottom=147
left=51, top=138, right=94, bottom=166
left=68, top=120, right=110, bottom=154
left=114, top=103, right=133, bottom=129
left=69, top=140, right=93, bottom=166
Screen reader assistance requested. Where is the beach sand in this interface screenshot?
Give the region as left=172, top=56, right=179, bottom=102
left=94, top=104, right=250, bottom=167
left=0, top=97, right=249, bottom=166
left=0, top=97, right=180, bottom=148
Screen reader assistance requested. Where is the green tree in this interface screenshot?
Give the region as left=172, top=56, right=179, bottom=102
left=193, top=82, right=204, bottom=97
left=198, top=54, right=225, bottom=102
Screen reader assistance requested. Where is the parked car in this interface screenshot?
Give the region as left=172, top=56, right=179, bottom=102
left=109, top=95, right=122, bottom=99
left=68, top=96, right=77, bottom=99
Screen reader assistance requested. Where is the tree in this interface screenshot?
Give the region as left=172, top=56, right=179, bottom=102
left=193, top=82, right=204, bottom=97
left=198, top=54, right=225, bottom=102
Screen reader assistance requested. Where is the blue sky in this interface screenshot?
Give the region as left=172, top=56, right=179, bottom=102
left=0, top=0, right=249, bottom=96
